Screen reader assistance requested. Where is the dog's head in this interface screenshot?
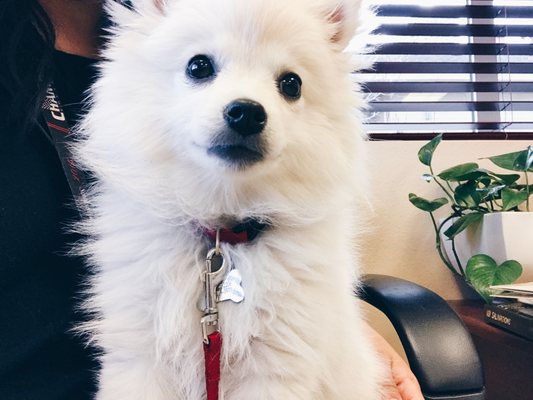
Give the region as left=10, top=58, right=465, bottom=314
left=79, top=0, right=369, bottom=223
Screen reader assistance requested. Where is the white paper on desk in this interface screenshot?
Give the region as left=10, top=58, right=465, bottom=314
left=490, top=281, right=533, bottom=294
left=489, top=293, right=533, bottom=305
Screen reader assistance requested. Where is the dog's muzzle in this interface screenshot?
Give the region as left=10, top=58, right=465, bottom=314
left=208, top=99, right=267, bottom=167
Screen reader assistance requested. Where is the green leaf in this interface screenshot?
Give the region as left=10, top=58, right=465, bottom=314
left=515, top=184, right=533, bottom=191
left=408, top=193, right=448, bottom=212
left=437, top=163, right=481, bottom=181
left=465, top=254, right=522, bottom=300
left=487, top=149, right=533, bottom=172
left=418, top=133, right=443, bottom=166
left=443, top=212, right=483, bottom=239
left=513, top=146, right=533, bottom=171
left=501, top=188, right=529, bottom=210
left=477, top=184, right=505, bottom=202
left=478, top=176, right=492, bottom=187
left=490, top=172, right=521, bottom=186
left=454, top=181, right=482, bottom=208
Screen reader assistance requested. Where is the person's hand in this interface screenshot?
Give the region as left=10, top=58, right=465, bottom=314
left=365, top=325, right=424, bottom=400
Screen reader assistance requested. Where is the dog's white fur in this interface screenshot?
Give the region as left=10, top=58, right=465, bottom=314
left=75, top=0, right=385, bottom=398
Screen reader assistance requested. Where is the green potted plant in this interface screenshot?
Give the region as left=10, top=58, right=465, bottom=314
left=409, top=134, right=533, bottom=301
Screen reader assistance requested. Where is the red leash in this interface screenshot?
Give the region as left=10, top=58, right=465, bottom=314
left=203, top=331, right=223, bottom=400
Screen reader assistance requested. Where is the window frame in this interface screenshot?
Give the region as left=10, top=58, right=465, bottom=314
left=359, top=1, right=533, bottom=141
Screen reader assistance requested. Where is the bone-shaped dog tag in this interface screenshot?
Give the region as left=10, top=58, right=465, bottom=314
left=217, top=269, right=245, bottom=303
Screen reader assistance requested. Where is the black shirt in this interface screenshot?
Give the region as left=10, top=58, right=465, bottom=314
left=0, top=51, right=99, bottom=400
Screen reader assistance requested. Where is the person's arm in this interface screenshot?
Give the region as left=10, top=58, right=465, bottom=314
left=365, top=325, right=424, bottom=400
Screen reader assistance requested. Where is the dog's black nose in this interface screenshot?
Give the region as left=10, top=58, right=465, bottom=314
left=224, top=99, right=267, bottom=137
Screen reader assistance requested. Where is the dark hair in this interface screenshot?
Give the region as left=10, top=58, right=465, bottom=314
left=0, top=0, right=55, bottom=131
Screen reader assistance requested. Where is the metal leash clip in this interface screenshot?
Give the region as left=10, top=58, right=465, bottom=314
left=200, top=229, right=228, bottom=344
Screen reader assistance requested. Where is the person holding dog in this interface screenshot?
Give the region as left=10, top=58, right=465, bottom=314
left=0, top=1, right=423, bottom=399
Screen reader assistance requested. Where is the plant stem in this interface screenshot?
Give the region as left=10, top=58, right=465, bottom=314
left=439, top=213, right=465, bottom=274
left=450, top=237, right=465, bottom=276
left=429, top=165, right=455, bottom=203
left=445, top=180, right=454, bottom=194
left=526, top=172, right=530, bottom=212
left=430, top=212, right=463, bottom=278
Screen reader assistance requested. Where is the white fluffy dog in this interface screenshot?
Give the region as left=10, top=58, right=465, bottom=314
left=75, top=0, right=385, bottom=398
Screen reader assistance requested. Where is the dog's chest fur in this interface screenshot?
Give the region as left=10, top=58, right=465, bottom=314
left=83, top=187, right=380, bottom=400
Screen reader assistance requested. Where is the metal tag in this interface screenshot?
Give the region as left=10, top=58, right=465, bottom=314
left=217, top=268, right=245, bottom=304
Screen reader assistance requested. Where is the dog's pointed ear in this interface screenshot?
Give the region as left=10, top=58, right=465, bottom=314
left=106, top=0, right=167, bottom=25
left=126, top=0, right=168, bottom=15
left=321, top=0, right=363, bottom=50
left=106, top=1, right=137, bottom=25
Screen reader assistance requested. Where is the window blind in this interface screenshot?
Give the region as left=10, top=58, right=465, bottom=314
left=356, top=0, right=533, bottom=140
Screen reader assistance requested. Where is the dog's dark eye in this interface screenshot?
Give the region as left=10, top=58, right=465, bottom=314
left=278, top=72, right=302, bottom=100
left=187, top=55, right=215, bottom=80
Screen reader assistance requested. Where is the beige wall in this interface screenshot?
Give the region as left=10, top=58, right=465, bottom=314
left=359, top=139, right=532, bottom=354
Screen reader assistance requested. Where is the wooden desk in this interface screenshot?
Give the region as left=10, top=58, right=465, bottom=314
left=449, top=301, right=533, bottom=400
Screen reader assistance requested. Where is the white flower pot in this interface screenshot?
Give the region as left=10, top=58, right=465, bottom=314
left=441, top=212, right=533, bottom=282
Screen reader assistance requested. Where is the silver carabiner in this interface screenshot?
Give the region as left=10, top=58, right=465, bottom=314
left=200, top=229, right=228, bottom=344
left=204, top=246, right=228, bottom=313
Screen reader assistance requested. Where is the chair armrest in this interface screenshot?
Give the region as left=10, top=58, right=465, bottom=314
left=360, top=274, right=485, bottom=400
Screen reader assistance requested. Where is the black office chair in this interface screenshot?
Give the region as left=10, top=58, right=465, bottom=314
left=361, top=274, right=486, bottom=400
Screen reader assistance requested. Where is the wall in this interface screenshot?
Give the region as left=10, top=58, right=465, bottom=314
left=358, top=139, right=532, bottom=356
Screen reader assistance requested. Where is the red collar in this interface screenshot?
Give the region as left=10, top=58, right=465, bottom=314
left=202, top=219, right=269, bottom=245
